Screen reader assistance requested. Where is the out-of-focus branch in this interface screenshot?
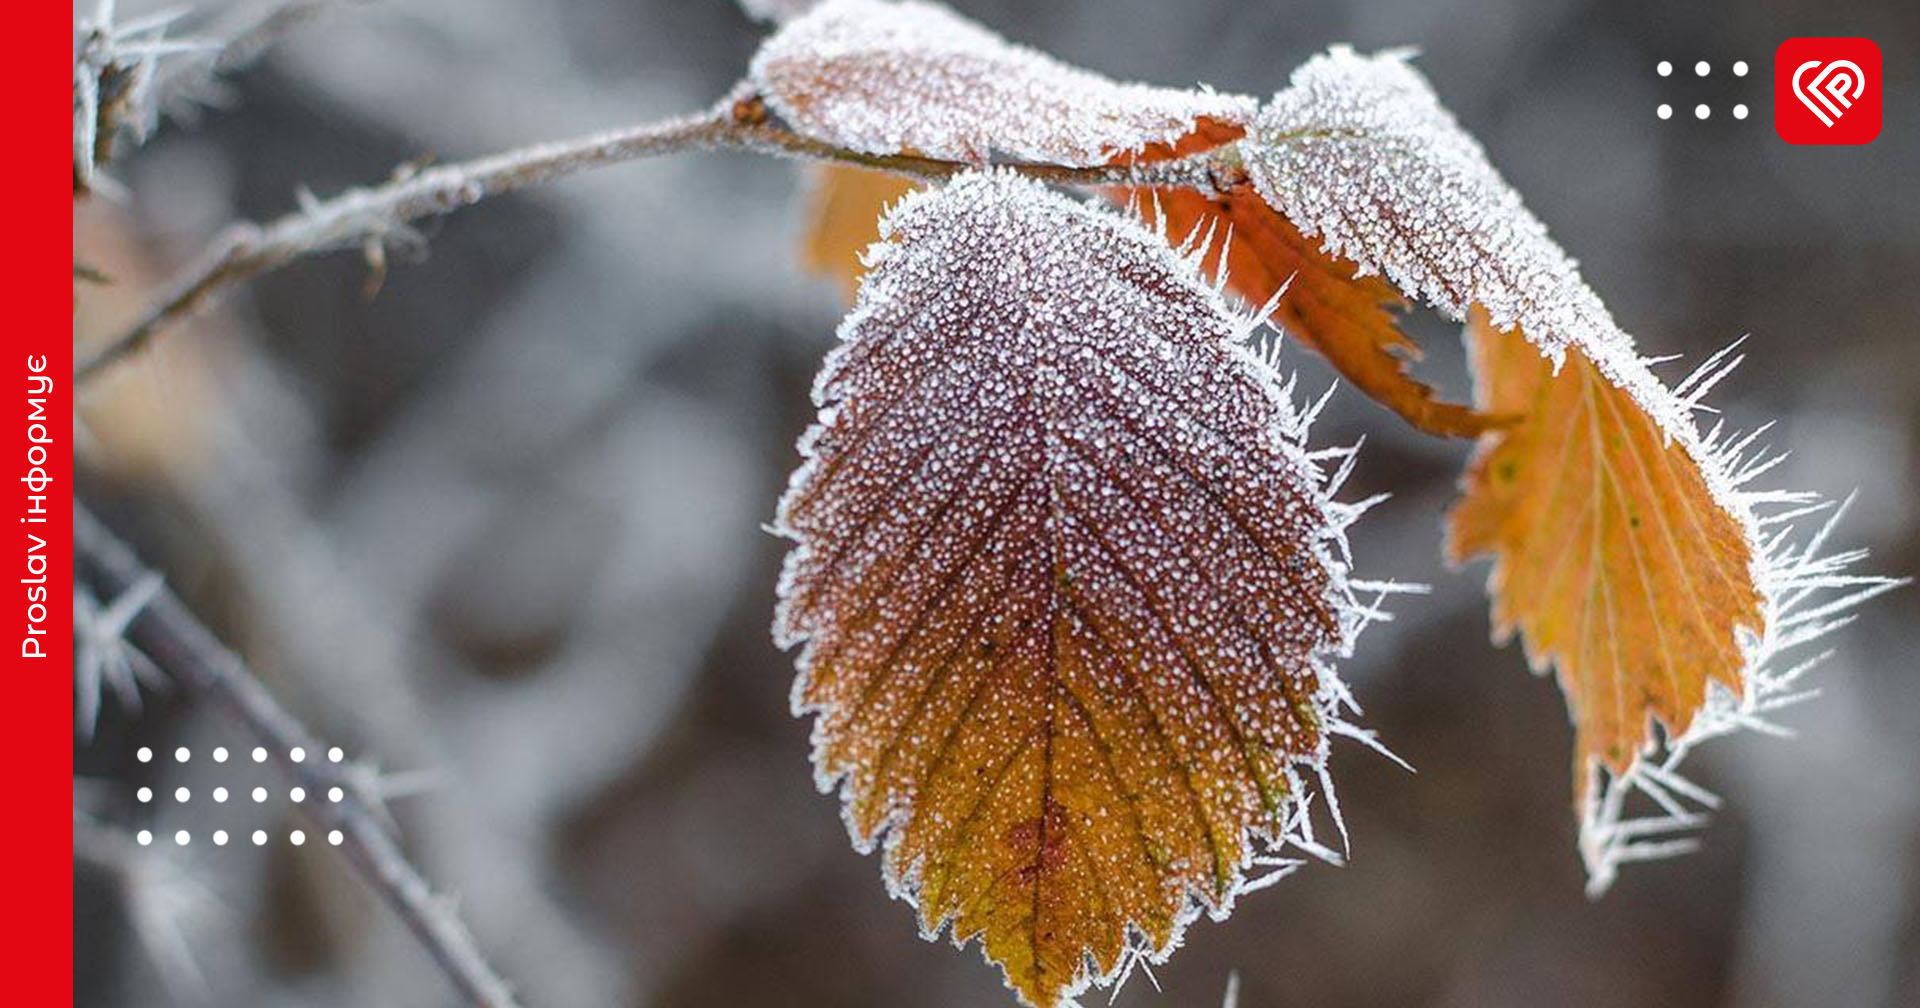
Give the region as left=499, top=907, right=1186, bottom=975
left=75, top=1, right=357, bottom=193
left=76, top=94, right=1232, bottom=382
left=73, top=503, right=524, bottom=1008
left=153, top=1, right=358, bottom=114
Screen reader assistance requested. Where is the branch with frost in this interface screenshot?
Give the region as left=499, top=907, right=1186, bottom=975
left=75, top=95, right=1239, bottom=382
left=74, top=0, right=350, bottom=193
left=74, top=577, right=168, bottom=738
left=74, top=503, right=523, bottom=1008
left=74, top=2, right=208, bottom=193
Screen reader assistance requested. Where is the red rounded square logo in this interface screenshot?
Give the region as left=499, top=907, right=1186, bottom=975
left=1775, top=38, right=1881, bottom=144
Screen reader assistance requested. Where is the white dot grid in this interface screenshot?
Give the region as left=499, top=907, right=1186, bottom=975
left=136, top=746, right=354, bottom=845
left=1655, top=57, right=1753, bottom=121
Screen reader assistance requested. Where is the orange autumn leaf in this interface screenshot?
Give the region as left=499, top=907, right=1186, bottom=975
left=1142, top=185, right=1504, bottom=438
left=1447, top=311, right=1762, bottom=792
left=1246, top=46, right=1895, bottom=890
left=797, top=164, right=921, bottom=302
left=774, top=172, right=1373, bottom=1008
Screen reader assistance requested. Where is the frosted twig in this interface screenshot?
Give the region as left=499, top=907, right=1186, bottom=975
left=76, top=95, right=1233, bottom=383
left=73, top=577, right=167, bottom=738
left=76, top=1, right=357, bottom=192
left=152, top=1, right=359, bottom=117
left=73, top=503, right=523, bottom=1008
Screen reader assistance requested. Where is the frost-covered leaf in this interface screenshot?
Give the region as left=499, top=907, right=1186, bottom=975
left=1136, top=185, right=1506, bottom=437
left=1450, top=313, right=1901, bottom=891
left=749, top=0, right=1255, bottom=166
left=1450, top=315, right=1758, bottom=789
left=774, top=171, right=1375, bottom=1008
left=797, top=164, right=921, bottom=302
left=1244, top=47, right=1627, bottom=367
left=1238, top=47, right=1898, bottom=888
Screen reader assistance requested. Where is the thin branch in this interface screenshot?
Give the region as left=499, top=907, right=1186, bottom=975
left=75, top=94, right=1232, bottom=382
left=74, top=503, right=523, bottom=1008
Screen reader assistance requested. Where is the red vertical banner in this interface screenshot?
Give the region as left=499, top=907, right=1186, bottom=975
left=10, top=1, right=74, bottom=1002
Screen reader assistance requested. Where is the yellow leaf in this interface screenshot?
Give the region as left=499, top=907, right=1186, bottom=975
left=1236, top=48, right=1895, bottom=889
left=776, top=172, right=1371, bottom=1008
left=797, top=164, right=920, bottom=303
left=1448, top=310, right=1763, bottom=797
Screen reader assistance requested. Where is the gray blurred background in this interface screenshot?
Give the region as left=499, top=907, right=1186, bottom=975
left=72, top=1, right=1919, bottom=1006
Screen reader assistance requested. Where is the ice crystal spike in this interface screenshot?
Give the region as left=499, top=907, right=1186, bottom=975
left=749, top=0, right=1256, bottom=166
left=772, top=171, right=1393, bottom=1007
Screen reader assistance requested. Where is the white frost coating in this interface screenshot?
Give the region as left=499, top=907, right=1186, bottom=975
left=1242, top=47, right=1900, bottom=891
left=773, top=171, right=1408, bottom=1005
left=749, top=0, right=1256, bottom=165
left=1247, top=46, right=1632, bottom=371
left=1577, top=422, right=1906, bottom=894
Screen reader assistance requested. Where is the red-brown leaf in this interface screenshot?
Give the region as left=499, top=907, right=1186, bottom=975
left=774, top=171, right=1367, bottom=1008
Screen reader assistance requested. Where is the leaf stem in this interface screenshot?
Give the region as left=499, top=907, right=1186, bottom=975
left=76, top=94, right=1229, bottom=383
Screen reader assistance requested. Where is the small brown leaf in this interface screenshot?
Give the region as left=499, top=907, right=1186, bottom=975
left=775, top=172, right=1372, bottom=1008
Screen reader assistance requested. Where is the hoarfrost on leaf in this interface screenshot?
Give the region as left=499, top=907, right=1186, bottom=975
left=749, top=0, right=1256, bottom=166
left=1238, top=48, right=1909, bottom=890
left=773, top=170, right=1391, bottom=1007
left=1246, top=46, right=1630, bottom=371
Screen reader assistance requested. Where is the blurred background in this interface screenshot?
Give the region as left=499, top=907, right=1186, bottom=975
left=71, top=0, right=1919, bottom=1006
